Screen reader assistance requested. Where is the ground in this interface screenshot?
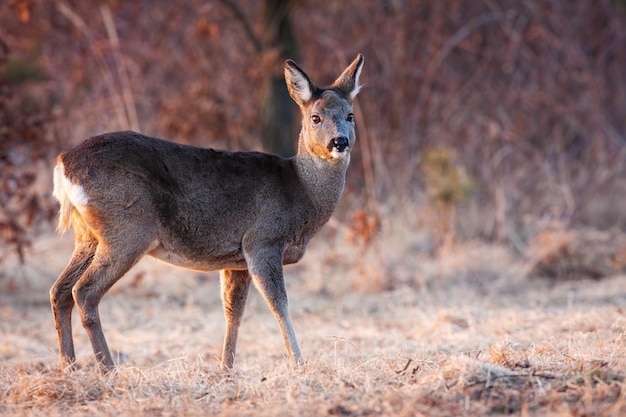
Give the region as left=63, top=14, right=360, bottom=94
left=1, top=226, right=625, bottom=416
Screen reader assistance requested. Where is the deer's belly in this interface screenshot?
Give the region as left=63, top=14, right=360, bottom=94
left=147, top=244, right=248, bottom=272
left=147, top=233, right=312, bottom=271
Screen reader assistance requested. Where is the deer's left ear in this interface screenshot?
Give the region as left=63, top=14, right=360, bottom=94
left=332, top=54, right=364, bottom=102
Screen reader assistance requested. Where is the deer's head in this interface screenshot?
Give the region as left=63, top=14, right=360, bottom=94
left=285, top=54, right=364, bottom=162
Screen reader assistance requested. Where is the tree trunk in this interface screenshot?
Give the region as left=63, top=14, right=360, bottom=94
left=260, top=0, right=299, bottom=157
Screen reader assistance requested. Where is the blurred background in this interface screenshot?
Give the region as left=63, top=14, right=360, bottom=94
left=1, top=0, right=626, bottom=287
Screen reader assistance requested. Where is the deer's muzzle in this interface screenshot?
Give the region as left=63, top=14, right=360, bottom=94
left=328, top=136, right=349, bottom=153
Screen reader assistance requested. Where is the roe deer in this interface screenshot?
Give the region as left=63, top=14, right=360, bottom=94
left=50, top=54, right=364, bottom=372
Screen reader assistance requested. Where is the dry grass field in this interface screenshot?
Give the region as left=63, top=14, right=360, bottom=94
left=1, top=213, right=625, bottom=417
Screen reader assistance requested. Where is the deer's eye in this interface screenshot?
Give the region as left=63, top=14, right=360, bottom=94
left=311, top=115, right=321, bottom=125
left=347, top=113, right=354, bottom=122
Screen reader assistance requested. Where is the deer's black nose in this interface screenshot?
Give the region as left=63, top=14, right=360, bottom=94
left=329, top=136, right=349, bottom=152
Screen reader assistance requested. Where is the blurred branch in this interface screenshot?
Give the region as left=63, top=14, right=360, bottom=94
left=100, top=4, right=140, bottom=132
left=431, top=12, right=506, bottom=72
left=218, top=0, right=263, bottom=53
left=354, top=98, right=377, bottom=212
left=55, top=1, right=129, bottom=131
left=55, top=1, right=89, bottom=36
left=409, top=11, right=506, bottom=136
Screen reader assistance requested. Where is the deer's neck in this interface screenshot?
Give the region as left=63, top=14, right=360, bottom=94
left=294, top=149, right=349, bottom=222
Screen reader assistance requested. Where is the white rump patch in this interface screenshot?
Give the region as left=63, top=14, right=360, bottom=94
left=53, top=163, right=89, bottom=210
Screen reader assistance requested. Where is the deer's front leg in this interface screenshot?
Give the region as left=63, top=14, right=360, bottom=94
left=220, top=269, right=252, bottom=370
left=245, top=247, right=302, bottom=367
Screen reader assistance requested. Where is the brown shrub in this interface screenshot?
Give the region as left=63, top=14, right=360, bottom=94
left=527, top=226, right=626, bottom=280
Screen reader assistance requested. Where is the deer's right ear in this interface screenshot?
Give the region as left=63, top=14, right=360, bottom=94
left=285, top=60, right=318, bottom=107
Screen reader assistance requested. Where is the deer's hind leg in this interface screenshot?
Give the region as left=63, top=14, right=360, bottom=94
left=71, top=239, right=150, bottom=372
left=220, top=269, right=252, bottom=370
left=50, top=238, right=98, bottom=370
